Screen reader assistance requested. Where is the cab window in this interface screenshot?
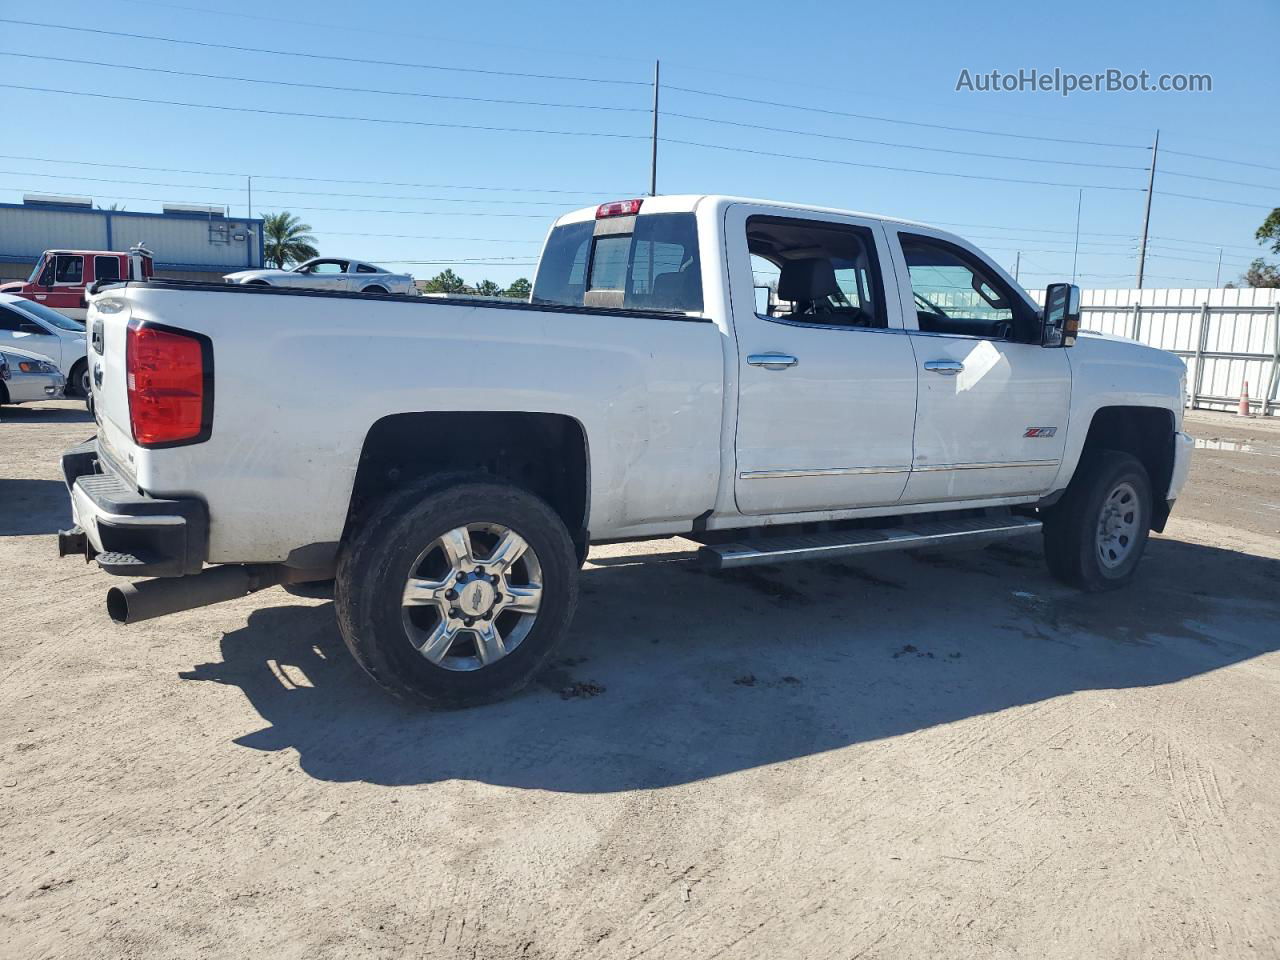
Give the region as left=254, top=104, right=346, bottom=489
left=900, top=235, right=1036, bottom=341
left=94, top=256, right=121, bottom=283
left=747, top=216, right=887, bottom=329
left=533, top=214, right=702, bottom=313
left=54, top=255, right=83, bottom=285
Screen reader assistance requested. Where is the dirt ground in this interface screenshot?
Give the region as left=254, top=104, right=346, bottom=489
left=2, top=402, right=1278, bottom=960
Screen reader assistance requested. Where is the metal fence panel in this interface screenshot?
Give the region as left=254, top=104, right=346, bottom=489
left=1033, top=287, right=1280, bottom=416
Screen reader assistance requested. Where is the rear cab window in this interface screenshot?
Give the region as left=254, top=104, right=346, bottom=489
left=533, top=212, right=703, bottom=314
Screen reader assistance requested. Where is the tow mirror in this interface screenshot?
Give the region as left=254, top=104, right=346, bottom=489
left=1041, top=282, right=1081, bottom=347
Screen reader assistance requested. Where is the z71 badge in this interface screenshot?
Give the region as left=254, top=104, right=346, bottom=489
left=1024, top=427, right=1058, bottom=438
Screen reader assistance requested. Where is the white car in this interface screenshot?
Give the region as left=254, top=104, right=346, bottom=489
left=0, top=293, right=89, bottom=396
left=224, top=258, right=416, bottom=295
left=65, top=194, right=1193, bottom=707
left=0, top=345, right=66, bottom=405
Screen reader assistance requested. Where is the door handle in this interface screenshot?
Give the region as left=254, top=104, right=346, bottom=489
left=747, top=353, right=798, bottom=370
left=923, top=360, right=964, bottom=376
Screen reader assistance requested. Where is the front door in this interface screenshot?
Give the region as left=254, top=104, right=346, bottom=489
left=0, top=303, right=63, bottom=367
left=728, top=205, right=918, bottom=516
left=46, top=254, right=87, bottom=316
left=890, top=230, right=1070, bottom=503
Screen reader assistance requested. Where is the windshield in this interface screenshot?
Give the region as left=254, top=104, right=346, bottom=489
left=10, top=298, right=85, bottom=331
left=26, top=256, right=47, bottom=284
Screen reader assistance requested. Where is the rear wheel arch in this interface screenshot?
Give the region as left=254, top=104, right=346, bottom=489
left=344, top=411, right=591, bottom=554
left=1073, top=405, right=1176, bottom=531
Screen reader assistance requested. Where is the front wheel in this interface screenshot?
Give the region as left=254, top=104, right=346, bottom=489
left=334, top=479, right=579, bottom=706
left=69, top=359, right=89, bottom=398
left=1042, top=451, right=1152, bottom=592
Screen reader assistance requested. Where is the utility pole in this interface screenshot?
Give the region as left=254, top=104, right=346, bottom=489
left=1136, top=129, right=1159, bottom=289
left=649, top=60, right=660, bottom=197
left=1215, top=247, right=1223, bottom=287
left=247, top=175, right=253, bottom=219
left=1013, top=250, right=1020, bottom=282
left=1072, top=189, right=1083, bottom=284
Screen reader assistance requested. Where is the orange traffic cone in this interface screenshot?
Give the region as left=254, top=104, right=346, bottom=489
left=1237, top=381, right=1251, bottom=417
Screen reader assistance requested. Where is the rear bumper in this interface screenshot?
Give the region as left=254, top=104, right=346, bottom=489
left=59, top=438, right=207, bottom=577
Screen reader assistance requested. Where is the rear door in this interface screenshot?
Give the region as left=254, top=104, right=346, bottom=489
left=727, top=204, right=918, bottom=515
left=888, top=229, right=1070, bottom=502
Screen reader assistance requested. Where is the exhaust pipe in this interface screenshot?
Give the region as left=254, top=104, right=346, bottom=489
left=107, top=564, right=293, bottom=624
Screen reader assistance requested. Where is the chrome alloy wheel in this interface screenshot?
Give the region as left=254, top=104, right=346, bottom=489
left=1096, top=481, right=1141, bottom=570
left=400, top=523, right=543, bottom=671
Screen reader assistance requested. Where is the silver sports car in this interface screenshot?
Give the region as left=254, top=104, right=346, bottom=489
left=224, top=258, right=417, bottom=295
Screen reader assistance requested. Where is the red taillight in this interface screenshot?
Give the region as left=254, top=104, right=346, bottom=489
left=596, top=198, right=643, bottom=219
left=126, top=320, right=211, bottom=447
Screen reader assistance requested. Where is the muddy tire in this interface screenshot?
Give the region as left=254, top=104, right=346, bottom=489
left=1043, top=450, right=1152, bottom=592
left=334, top=478, right=578, bottom=706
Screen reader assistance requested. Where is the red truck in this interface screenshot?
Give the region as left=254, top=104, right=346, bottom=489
left=0, top=245, right=153, bottom=321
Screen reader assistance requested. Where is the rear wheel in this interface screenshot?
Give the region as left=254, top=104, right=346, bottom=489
left=1043, top=450, right=1152, bottom=591
left=334, top=479, right=578, bottom=706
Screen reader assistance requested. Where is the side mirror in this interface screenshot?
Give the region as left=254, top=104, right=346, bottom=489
left=1041, top=282, right=1081, bottom=347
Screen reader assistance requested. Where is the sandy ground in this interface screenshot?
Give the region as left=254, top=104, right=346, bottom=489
left=2, top=402, right=1278, bottom=960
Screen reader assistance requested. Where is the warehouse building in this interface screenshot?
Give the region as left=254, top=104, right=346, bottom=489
left=0, top=195, right=264, bottom=283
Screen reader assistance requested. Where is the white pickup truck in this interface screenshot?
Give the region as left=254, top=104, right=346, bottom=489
left=59, top=195, right=1193, bottom=706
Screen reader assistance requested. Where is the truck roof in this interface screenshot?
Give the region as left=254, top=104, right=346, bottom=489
left=553, top=195, right=952, bottom=235
left=38, top=249, right=131, bottom=257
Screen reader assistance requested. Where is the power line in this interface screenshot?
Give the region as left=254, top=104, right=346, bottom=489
left=1163, top=167, right=1280, bottom=192
left=0, top=19, right=647, bottom=86
left=0, top=187, right=557, bottom=218
left=0, top=169, right=576, bottom=206
left=665, top=84, right=1147, bottom=149
left=665, top=111, right=1147, bottom=171
left=1147, top=235, right=1265, bottom=255
left=1162, top=148, right=1280, bottom=175
left=0, top=51, right=647, bottom=114
left=662, top=138, right=1145, bottom=191
left=106, top=0, right=653, bottom=66
left=0, top=84, right=646, bottom=140
left=316, top=232, right=543, bottom=244
left=928, top=220, right=1138, bottom=239
left=382, top=258, right=540, bottom=265
left=1154, top=190, right=1274, bottom=210
left=0, top=153, right=616, bottom=195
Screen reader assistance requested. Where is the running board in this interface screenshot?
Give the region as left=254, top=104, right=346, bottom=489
left=696, top=516, right=1042, bottom=571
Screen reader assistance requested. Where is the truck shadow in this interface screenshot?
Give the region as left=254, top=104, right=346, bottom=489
left=183, top=535, right=1280, bottom=793
left=0, top=479, right=72, bottom=535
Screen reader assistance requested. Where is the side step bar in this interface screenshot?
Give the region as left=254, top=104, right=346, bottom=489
left=696, top=516, right=1042, bottom=571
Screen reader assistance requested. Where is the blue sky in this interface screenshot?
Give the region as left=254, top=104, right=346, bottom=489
left=0, top=0, right=1275, bottom=289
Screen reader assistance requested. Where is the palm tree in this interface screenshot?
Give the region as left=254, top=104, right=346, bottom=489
left=262, top=211, right=319, bottom=268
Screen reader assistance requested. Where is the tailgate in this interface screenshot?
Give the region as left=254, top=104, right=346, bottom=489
left=86, top=292, right=139, bottom=482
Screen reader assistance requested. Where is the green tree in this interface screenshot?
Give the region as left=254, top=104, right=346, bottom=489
left=262, top=211, right=319, bottom=269
left=504, top=277, right=532, bottom=299
left=1238, top=258, right=1280, bottom=288
left=422, top=268, right=467, bottom=294
left=474, top=279, right=502, bottom=297
left=1256, top=208, right=1280, bottom=255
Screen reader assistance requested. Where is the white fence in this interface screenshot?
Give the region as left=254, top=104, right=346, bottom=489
left=1039, top=288, right=1280, bottom=417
